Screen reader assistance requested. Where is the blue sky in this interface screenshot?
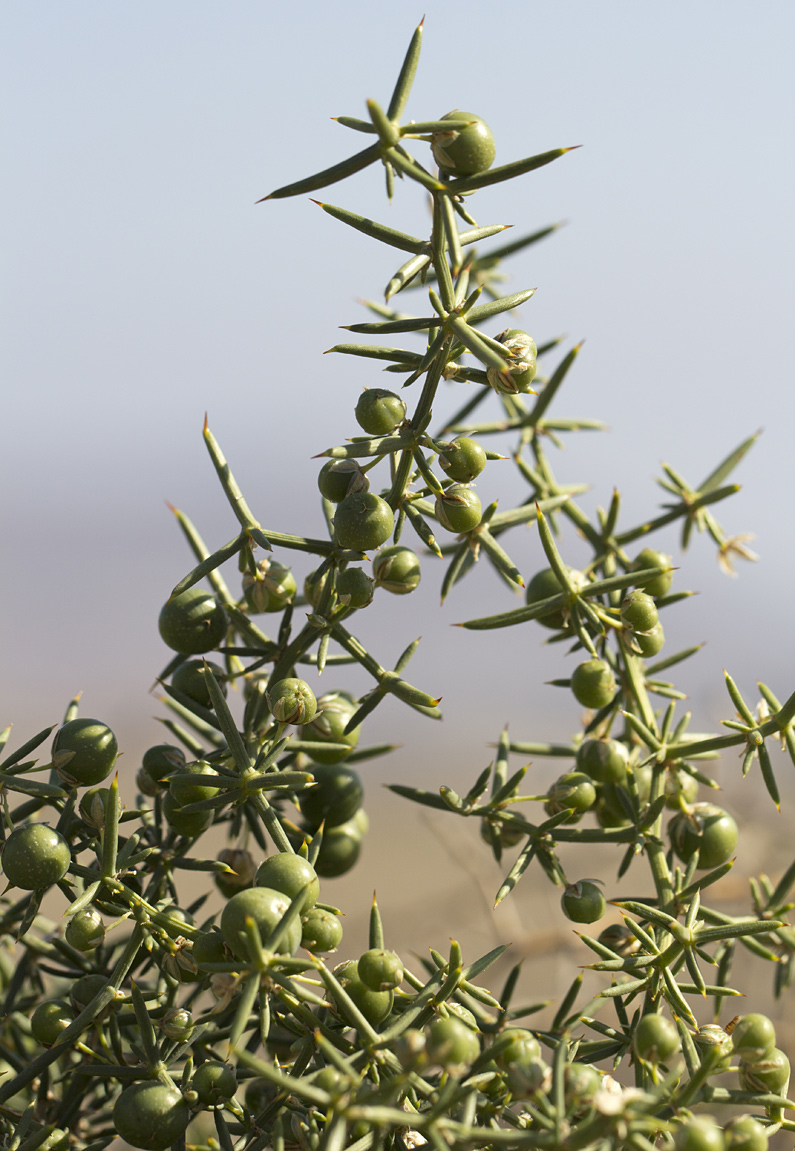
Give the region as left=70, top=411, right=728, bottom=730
left=2, top=2, right=793, bottom=783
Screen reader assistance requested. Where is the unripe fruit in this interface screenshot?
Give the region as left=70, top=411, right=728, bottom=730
left=486, top=329, right=538, bottom=394
left=162, top=791, right=214, bottom=838
left=314, top=810, right=368, bottom=877
left=66, top=908, right=105, bottom=951
left=425, top=1016, right=480, bottom=1074
left=570, top=659, right=617, bottom=709
left=633, top=1013, right=680, bottom=1063
left=739, top=1047, right=790, bottom=1094
left=171, top=659, right=227, bottom=709
left=561, top=880, right=606, bottom=924
left=300, top=763, right=363, bottom=830
left=620, top=590, right=659, bottom=633
left=544, top=772, right=596, bottom=821
left=112, top=1083, right=190, bottom=1151
left=255, top=853, right=320, bottom=908
left=2, top=824, right=71, bottom=890
left=439, top=437, right=487, bottom=482
left=336, top=566, right=375, bottom=608
left=51, top=718, right=118, bottom=787
left=435, top=485, right=482, bottom=533
left=215, top=848, right=256, bottom=898
left=576, top=738, right=629, bottom=783
left=161, top=1007, right=194, bottom=1040
left=358, top=948, right=404, bottom=991
left=304, top=692, right=361, bottom=764
left=318, top=458, right=368, bottom=503
left=31, top=999, right=74, bottom=1046
left=632, top=547, right=673, bottom=598
left=221, top=886, right=301, bottom=958
left=141, top=744, right=186, bottom=790
left=300, top=906, right=343, bottom=953
left=242, top=558, right=297, bottom=614
left=431, top=110, right=496, bottom=177
left=169, top=760, right=220, bottom=806
left=334, top=492, right=395, bottom=551
left=354, top=388, right=406, bottom=435
left=672, top=1116, right=725, bottom=1151
left=373, top=545, right=421, bottom=595
left=493, top=1028, right=541, bottom=1070
left=632, top=622, right=666, bottom=658
left=158, top=587, right=228, bottom=654
left=668, top=803, right=739, bottom=870
left=332, top=959, right=393, bottom=1025
left=267, top=677, right=318, bottom=725
left=724, top=1116, right=769, bottom=1151
left=192, top=1060, right=237, bottom=1105
left=730, top=1013, right=777, bottom=1061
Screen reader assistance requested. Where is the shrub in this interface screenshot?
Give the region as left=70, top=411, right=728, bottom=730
left=1, top=20, right=793, bottom=1151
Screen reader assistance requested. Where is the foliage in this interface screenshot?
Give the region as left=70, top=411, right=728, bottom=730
left=1, top=19, right=795, bottom=1151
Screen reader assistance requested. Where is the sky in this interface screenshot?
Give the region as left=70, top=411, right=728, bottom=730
left=2, top=1, right=794, bottom=803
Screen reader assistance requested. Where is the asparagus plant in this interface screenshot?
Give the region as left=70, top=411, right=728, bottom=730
left=1, top=19, right=794, bottom=1151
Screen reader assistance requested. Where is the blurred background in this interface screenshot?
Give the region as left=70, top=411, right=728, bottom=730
left=2, top=1, right=794, bottom=1008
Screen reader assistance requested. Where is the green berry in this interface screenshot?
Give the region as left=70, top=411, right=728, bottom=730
left=242, top=558, right=297, bottom=614
left=161, top=1007, right=194, bottom=1040
left=255, top=853, right=319, bottom=908
left=438, top=437, right=487, bottom=483
left=664, top=769, right=699, bottom=809
left=355, top=388, right=406, bottom=435
left=620, top=590, right=659, bottom=633
left=633, top=1013, right=680, bottom=1063
left=31, top=999, right=74, bottom=1046
left=336, top=566, right=375, bottom=608
left=221, top=886, right=301, bottom=959
left=435, top=485, right=482, bottom=533
left=314, top=810, right=368, bottom=878
left=493, top=1028, right=541, bottom=1070
left=113, top=1083, right=190, bottom=1151
left=192, top=929, right=227, bottom=970
left=304, top=692, right=361, bottom=764
left=730, top=1013, right=777, bottom=1061
left=300, top=763, right=363, bottom=829
left=192, top=1060, right=237, bottom=1105
left=158, top=587, right=228, bottom=654
left=739, top=1047, right=790, bottom=1094
left=267, top=677, right=318, bottom=725
left=561, top=881, right=606, bottom=924
left=724, top=1116, right=769, bottom=1151
left=141, top=744, right=186, bottom=790
left=332, top=959, right=393, bottom=1025
left=570, top=658, right=617, bottom=709
left=576, top=738, right=629, bottom=784
left=425, top=1015, right=480, bottom=1074
left=430, top=110, right=495, bottom=177
left=544, top=772, right=596, bottom=822
left=373, top=545, right=421, bottom=595
left=65, top=908, right=105, bottom=951
left=632, top=622, right=666, bottom=657
left=358, top=948, right=404, bottom=991
left=162, top=791, right=214, bottom=838
left=169, top=760, right=220, bottom=807
left=486, top=329, right=538, bottom=394
left=51, top=718, right=118, bottom=787
left=215, top=847, right=256, bottom=897
left=334, top=492, right=395, bottom=551
left=668, top=803, right=738, bottom=870
left=300, top=906, right=343, bottom=953
left=318, top=459, right=368, bottom=503
left=672, top=1116, right=726, bottom=1151
left=632, top=547, right=673, bottom=598
left=171, top=659, right=226, bottom=710
left=2, top=824, right=71, bottom=890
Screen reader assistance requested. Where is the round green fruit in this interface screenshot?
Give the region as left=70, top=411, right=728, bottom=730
left=300, top=906, right=343, bottom=953
left=493, top=1028, right=541, bottom=1070
left=169, top=760, right=220, bottom=807
left=242, top=558, right=297, bottom=614
left=65, top=908, right=105, bottom=951
left=372, top=545, right=421, bottom=595
left=2, top=824, right=71, bottom=890
left=332, top=959, right=393, bottom=1025
left=215, top=848, right=256, bottom=897
left=544, top=772, right=596, bottom=822
left=334, top=492, right=395, bottom=552
left=221, top=886, right=301, bottom=959
left=632, top=622, right=666, bottom=658
left=632, top=547, right=673, bottom=598
left=435, top=485, right=482, bottom=533
left=161, top=791, right=214, bottom=838
left=158, top=587, right=228, bottom=655
left=192, top=1061, right=237, bottom=1105
left=171, top=660, right=226, bottom=709
left=724, top=1116, right=769, bottom=1151
left=570, top=659, right=617, bottom=710
left=192, top=929, right=227, bottom=970
left=561, top=881, right=606, bottom=924
left=336, top=566, right=375, bottom=608
left=730, top=1013, right=777, bottom=1061
left=426, top=1016, right=480, bottom=1074
left=739, top=1047, right=790, bottom=1094
left=113, top=1082, right=190, bottom=1151
left=141, top=744, right=186, bottom=790
left=255, top=853, right=319, bottom=908
left=486, top=329, right=538, bottom=394
left=318, top=459, right=368, bottom=503
left=431, top=110, right=495, bottom=177
left=633, top=1013, right=680, bottom=1063
left=358, top=948, right=403, bottom=992
left=668, top=803, right=738, bottom=870
left=300, top=763, right=363, bottom=830
left=31, top=999, right=74, bottom=1046
left=354, top=388, right=406, bottom=436
left=672, top=1117, right=725, bottom=1151
left=161, top=1007, right=194, bottom=1040
left=313, top=810, right=368, bottom=878
left=438, top=437, right=487, bottom=483
left=525, top=567, right=585, bottom=629
left=51, top=718, right=118, bottom=787
left=620, top=590, right=659, bottom=633
left=576, top=738, right=629, bottom=784
left=267, top=677, right=318, bottom=725
left=304, top=692, right=360, bottom=764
